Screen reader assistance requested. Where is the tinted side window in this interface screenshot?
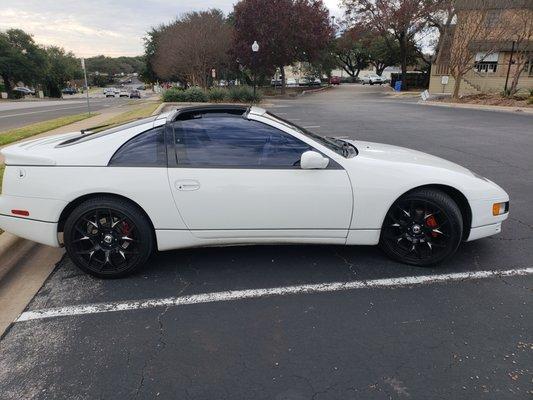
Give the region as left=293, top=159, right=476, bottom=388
left=173, top=116, right=311, bottom=168
left=109, top=127, right=166, bottom=167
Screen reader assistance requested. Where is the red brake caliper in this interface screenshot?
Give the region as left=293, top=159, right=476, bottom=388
left=426, top=216, right=438, bottom=237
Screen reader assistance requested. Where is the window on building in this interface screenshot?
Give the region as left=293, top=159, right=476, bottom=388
left=475, top=52, right=499, bottom=73
left=527, top=57, right=533, bottom=77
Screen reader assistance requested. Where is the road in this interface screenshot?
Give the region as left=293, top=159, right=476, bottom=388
left=0, top=97, right=133, bottom=131
left=0, top=85, right=531, bottom=399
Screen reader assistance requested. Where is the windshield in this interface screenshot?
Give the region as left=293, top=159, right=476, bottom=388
left=263, top=112, right=357, bottom=158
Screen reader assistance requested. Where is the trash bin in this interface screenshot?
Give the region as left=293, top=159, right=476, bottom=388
left=394, top=80, right=402, bottom=91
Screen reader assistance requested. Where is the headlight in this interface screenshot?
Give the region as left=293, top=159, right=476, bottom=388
left=492, top=202, right=509, bottom=216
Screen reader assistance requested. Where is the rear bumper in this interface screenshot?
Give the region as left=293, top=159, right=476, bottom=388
left=0, top=215, right=60, bottom=247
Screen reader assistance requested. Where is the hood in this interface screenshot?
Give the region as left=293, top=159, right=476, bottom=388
left=347, top=140, right=474, bottom=176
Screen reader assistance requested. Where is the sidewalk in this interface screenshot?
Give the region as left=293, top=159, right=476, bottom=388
left=419, top=100, right=533, bottom=115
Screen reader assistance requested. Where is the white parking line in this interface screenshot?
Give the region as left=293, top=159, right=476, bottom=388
left=16, top=267, right=533, bottom=323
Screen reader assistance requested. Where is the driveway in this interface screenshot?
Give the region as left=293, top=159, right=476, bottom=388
left=1, top=85, right=531, bottom=399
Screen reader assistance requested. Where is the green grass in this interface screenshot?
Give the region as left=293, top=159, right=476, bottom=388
left=95, top=102, right=161, bottom=130
left=0, top=113, right=95, bottom=147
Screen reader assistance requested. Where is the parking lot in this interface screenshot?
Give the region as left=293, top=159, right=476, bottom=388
left=1, top=85, right=532, bottom=399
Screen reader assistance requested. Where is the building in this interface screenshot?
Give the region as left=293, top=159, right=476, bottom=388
left=429, top=0, right=533, bottom=95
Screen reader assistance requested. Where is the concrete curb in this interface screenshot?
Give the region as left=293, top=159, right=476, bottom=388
left=419, top=100, right=533, bottom=115
left=0, top=233, right=25, bottom=282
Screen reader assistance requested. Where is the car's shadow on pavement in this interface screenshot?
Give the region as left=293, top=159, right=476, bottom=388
left=31, top=238, right=517, bottom=310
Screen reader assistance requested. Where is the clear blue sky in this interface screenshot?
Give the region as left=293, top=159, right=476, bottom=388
left=1, top=0, right=343, bottom=57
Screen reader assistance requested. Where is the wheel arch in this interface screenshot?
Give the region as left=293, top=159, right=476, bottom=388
left=57, top=193, right=157, bottom=245
left=387, top=184, right=472, bottom=241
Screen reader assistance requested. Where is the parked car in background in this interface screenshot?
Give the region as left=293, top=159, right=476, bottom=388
left=309, top=77, right=321, bottom=86
left=136, top=85, right=146, bottom=91
left=62, top=87, right=78, bottom=95
left=361, top=74, right=387, bottom=85
left=103, top=88, right=117, bottom=98
left=286, top=78, right=298, bottom=87
left=119, top=89, right=130, bottom=98
left=0, top=105, right=509, bottom=278
left=129, top=89, right=141, bottom=99
left=13, top=87, right=35, bottom=95
left=329, top=76, right=341, bottom=85
left=270, top=78, right=282, bottom=87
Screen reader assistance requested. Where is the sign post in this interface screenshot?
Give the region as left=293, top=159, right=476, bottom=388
left=441, top=75, right=449, bottom=93
left=81, top=58, right=91, bottom=116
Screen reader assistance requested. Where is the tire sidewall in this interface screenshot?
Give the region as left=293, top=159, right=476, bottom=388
left=380, top=190, right=463, bottom=266
left=64, top=198, right=154, bottom=278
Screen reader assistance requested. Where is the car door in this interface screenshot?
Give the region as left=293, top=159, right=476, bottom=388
left=166, top=112, right=353, bottom=240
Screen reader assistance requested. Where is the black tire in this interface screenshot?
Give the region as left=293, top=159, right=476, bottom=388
left=379, top=189, right=463, bottom=266
left=64, top=196, right=154, bottom=278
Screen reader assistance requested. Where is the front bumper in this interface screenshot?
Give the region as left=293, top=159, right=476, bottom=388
left=467, top=222, right=502, bottom=242
left=467, top=197, right=509, bottom=242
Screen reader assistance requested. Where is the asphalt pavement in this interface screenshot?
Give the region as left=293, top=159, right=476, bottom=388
left=0, top=97, right=133, bottom=131
left=0, top=85, right=531, bottom=399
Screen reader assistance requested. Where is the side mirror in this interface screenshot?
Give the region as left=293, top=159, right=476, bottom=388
left=300, top=151, right=329, bottom=170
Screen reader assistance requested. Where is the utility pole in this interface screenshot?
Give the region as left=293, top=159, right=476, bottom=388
left=81, top=58, right=91, bottom=115
left=504, top=41, right=515, bottom=94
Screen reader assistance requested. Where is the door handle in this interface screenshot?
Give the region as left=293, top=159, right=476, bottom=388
left=175, top=180, right=200, bottom=191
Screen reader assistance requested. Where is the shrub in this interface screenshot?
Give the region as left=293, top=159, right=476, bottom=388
left=228, top=85, right=262, bottom=103
left=208, top=87, right=227, bottom=102
left=162, top=88, right=187, bottom=102
left=183, top=87, right=208, bottom=102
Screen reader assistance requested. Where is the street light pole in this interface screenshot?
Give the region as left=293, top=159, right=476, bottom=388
left=251, top=41, right=259, bottom=100
left=81, top=58, right=91, bottom=116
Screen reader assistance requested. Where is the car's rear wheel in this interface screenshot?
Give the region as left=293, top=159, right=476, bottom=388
left=379, top=189, right=463, bottom=266
left=64, top=197, right=154, bottom=278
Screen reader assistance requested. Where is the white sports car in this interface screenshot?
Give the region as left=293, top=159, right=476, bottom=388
left=0, top=106, right=509, bottom=278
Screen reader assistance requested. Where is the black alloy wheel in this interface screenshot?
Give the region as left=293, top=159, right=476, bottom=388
left=64, top=197, right=153, bottom=278
left=380, top=189, right=463, bottom=266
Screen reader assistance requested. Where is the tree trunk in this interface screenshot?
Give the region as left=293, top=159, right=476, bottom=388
left=452, top=74, right=462, bottom=100
left=280, top=66, right=286, bottom=95
left=399, top=35, right=408, bottom=90
left=2, top=74, right=12, bottom=95
left=509, top=62, right=525, bottom=96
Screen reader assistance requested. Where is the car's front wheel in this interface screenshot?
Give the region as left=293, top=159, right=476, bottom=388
left=379, top=189, right=463, bottom=266
left=64, top=197, right=154, bottom=278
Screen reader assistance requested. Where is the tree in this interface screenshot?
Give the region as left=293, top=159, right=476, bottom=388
left=151, top=10, right=232, bottom=88
left=504, top=9, right=533, bottom=95
left=85, top=55, right=144, bottom=76
left=335, top=25, right=371, bottom=79
left=342, top=0, right=441, bottom=88
left=446, top=3, right=507, bottom=99
left=141, top=27, right=163, bottom=83
left=0, top=29, right=46, bottom=94
left=42, top=46, right=82, bottom=97
left=233, top=0, right=333, bottom=93
left=368, top=33, right=408, bottom=75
